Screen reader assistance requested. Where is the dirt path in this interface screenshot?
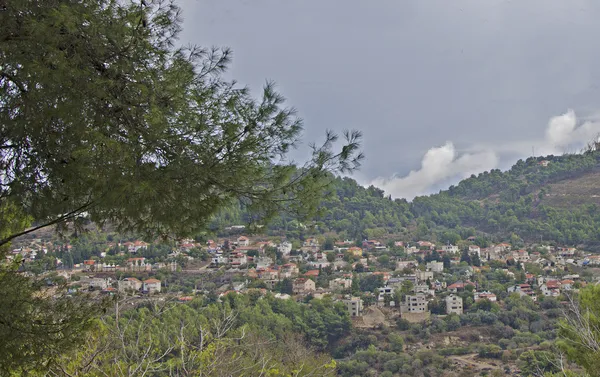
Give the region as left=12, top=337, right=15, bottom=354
left=449, top=354, right=500, bottom=371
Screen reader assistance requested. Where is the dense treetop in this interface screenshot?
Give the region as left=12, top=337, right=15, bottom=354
left=0, top=0, right=362, bottom=247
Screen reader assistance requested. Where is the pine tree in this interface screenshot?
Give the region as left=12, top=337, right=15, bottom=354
left=0, top=0, right=363, bottom=372
left=0, top=0, right=363, bottom=247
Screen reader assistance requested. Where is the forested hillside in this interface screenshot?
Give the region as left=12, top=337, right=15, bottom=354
left=414, top=152, right=600, bottom=246
left=212, top=151, right=600, bottom=247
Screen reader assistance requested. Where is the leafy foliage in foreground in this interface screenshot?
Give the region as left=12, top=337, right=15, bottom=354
left=557, top=285, right=600, bottom=377
left=41, top=293, right=347, bottom=376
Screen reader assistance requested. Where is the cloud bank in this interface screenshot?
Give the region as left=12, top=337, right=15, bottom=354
left=370, top=143, right=497, bottom=201
left=371, top=110, right=600, bottom=200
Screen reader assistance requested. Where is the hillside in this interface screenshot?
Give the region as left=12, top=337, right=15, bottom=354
left=210, top=151, right=600, bottom=248
left=543, top=170, right=600, bottom=208
left=416, top=151, right=600, bottom=246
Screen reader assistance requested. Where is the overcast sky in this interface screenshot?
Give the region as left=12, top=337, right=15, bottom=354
left=177, top=0, right=600, bottom=200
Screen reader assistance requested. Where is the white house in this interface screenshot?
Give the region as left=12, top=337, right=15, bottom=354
left=255, top=256, right=274, bottom=269
left=342, top=296, right=363, bottom=317
left=426, top=261, right=444, bottom=273
left=407, top=246, right=421, bottom=254
left=416, top=270, right=433, bottom=282
left=211, top=255, right=228, bottom=266
left=468, top=245, right=481, bottom=257
left=118, top=277, right=142, bottom=292
left=445, top=294, right=463, bottom=315
left=280, top=263, right=299, bottom=278
left=403, top=293, right=428, bottom=313
left=441, top=245, right=459, bottom=254
left=237, top=236, right=250, bottom=247
left=494, top=243, right=512, bottom=253
left=278, top=241, right=293, bottom=256
left=88, top=277, right=109, bottom=290
left=143, top=278, right=161, bottom=294
left=377, top=287, right=394, bottom=303
left=229, top=253, right=248, bottom=268
left=559, top=247, right=576, bottom=257
left=540, top=281, right=561, bottom=297
left=124, top=241, right=149, bottom=253
left=292, top=278, right=316, bottom=295
left=330, top=278, right=352, bottom=291
left=512, top=250, right=530, bottom=263
left=397, top=260, right=416, bottom=270
left=414, top=283, right=435, bottom=296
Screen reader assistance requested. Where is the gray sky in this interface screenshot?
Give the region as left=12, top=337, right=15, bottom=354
left=178, top=0, right=600, bottom=199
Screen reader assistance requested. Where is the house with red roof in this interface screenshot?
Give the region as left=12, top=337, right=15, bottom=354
left=101, top=287, right=117, bottom=295
left=229, top=253, right=247, bottom=268
left=335, top=240, right=353, bottom=246
left=119, top=277, right=142, bottom=292
left=373, top=271, right=391, bottom=282
left=447, top=280, right=476, bottom=293
left=235, top=246, right=258, bottom=254
left=247, top=268, right=258, bottom=279
left=348, top=246, right=363, bottom=257
left=417, top=241, right=436, bottom=250
left=495, top=243, right=511, bottom=252
left=363, top=240, right=385, bottom=250
left=474, top=291, right=497, bottom=302
left=561, top=279, right=575, bottom=290
left=301, top=238, right=320, bottom=252
left=122, top=241, right=148, bottom=253
left=143, top=278, right=161, bottom=294
left=512, top=250, right=530, bottom=263
left=304, top=270, right=320, bottom=277
left=257, top=268, right=279, bottom=281
left=237, top=236, right=250, bottom=247
left=280, top=263, right=299, bottom=278
left=508, top=283, right=537, bottom=300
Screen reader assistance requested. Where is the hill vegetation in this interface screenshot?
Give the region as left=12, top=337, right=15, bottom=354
left=211, top=151, right=600, bottom=248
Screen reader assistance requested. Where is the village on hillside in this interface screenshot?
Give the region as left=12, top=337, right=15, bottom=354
left=7, top=231, right=596, bottom=325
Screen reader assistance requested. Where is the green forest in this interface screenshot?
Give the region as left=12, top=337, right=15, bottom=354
left=210, top=151, right=600, bottom=248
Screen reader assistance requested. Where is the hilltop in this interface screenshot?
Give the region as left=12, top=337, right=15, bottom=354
left=416, top=152, right=600, bottom=247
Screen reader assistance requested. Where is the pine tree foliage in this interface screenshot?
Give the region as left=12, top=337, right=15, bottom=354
left=0, top=0, right=363, bottom=246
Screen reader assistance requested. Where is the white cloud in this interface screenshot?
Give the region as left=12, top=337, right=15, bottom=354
left=546, top=109, right=577, bottom=147
left=371, top=109, right=600, bottom=200
left=370, top=142, right=498, bottom=200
